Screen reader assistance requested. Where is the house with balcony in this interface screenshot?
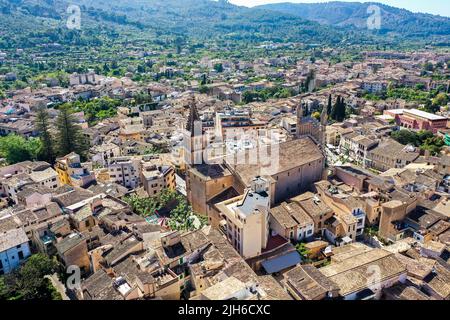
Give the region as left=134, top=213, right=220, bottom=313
left=339, top=132, right=378, bottom=168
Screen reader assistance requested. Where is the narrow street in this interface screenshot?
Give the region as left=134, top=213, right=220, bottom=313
left=176, top=173, right=187, bottom=197
left=46, top=273, right=70, bottom=300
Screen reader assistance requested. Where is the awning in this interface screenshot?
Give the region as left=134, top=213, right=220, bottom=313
left=342, top=236, right=353, bottom=244
left=261, top=251, right=302, bottom=274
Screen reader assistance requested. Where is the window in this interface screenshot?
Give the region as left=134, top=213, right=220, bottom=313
left=18, top=251, right=24, bottom=260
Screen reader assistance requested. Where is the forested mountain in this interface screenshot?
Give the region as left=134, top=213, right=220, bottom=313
left=0, top=0, right=449, bottom=50
left=0, top=0, right=348, bottom=49
left=256, top=1, right=450, bottom=38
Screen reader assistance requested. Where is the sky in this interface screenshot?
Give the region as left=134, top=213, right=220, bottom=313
left=228, top=0, right=450, bottom=17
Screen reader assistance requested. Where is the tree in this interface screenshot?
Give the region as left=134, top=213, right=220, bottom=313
left=213, top=63, right=224, bottom=73
left=199, top=85, right=209, bottom=94
left=312, top=111, right=321, bottom=120
left=242, top=91, right=258, bottom=103
left=432, top=93, right=449, bottom=107
left=0, top=277, right=9, bottom=300
left=55, top=105, right=88, bottom=158
left=337, top=97, right=346, bottom=121
left=103, top=63, right=110, bottom=73
left=0, top=134, right=42, bottom=164
left=35, top=107, right=55, bottom=164
left=302, top=69, right=316, bottom=93
left=331, top=95, right=346, bottom=122
left=390, top=130, right=444, bottom=155
left=0, top=254, right=61, bottom=300
left=423, top=62, right=434, bottom=72
left=124, top=194, right=161, bottom=217
left=200, top=74, right=207, bottom=86
left=330, top=96, right=337, bottom=121
left=420, top=135, right=445, bottom=156
left=134, top=92, right=153, bottom=105
left=295, top=243, right=312, bottom=263
left=391, top=130, right=419, bottom=145
left=327, top=94, right=332, bottom=116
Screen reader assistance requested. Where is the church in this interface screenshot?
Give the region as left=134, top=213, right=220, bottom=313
left=182, top=97, right=328, bottom=224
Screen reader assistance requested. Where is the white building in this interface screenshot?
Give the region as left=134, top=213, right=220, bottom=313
left=69, top=72, right=98, bottom=86
left=215, top=177, right=270, bottom=259
left=281, top=116, right=297, bottom=135
left=108, top=157, right=142, bottom=189
left=90, top=143, right=121, bottom=167
left=29, top=167, right=59, bottom=190
left=362, top=81, right=388, bottom=93
left=270, top=201, right=314, bottom=242
left=339, top=132, right=378, bottom=168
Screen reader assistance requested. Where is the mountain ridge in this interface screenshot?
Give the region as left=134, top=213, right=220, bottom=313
left=0, top=0, right=449, bottom=50
left=255, top=1, right=450, bottom=37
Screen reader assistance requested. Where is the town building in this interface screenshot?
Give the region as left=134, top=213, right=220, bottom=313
left=55, top=153, right=96, bottom=188
left=319, top=245, right=407, bottom=300
left=368, top=138, right=420, bottom=172
left=0, top=228, right=31, bottom=274
left=269, top=201, right=314, bottom=242
left=283, top=265, right=339, bottom=300
left=384, top=109, right=448, bottom=134
left=215, top=177, right=270, bottom=259
left=141, top=162, right=176, bottom=197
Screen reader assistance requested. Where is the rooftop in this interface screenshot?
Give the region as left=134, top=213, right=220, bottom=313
left=292, top=192, right=333, bottom=219
left=55, top=233, right=86, bottom=254
left=0, top=228, right=28, bottom=252
left=261, top=251, right=302, bottom=274
left=284, top=265, right=339, bottom=300
left=319, top=249, right=406, bottom=296
left=270, top=202, right=313, bottom=229
left=404, top=108, right=447, bottom=121
left=230, top=137, right=323, bottom=186
left=235, top=189, right=269, bottom=217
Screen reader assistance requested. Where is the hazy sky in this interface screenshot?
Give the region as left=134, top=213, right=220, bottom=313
left=229, top=0, right=450, bottom=17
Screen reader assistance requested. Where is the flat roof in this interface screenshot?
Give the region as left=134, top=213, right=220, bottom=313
left=387, top=109, right=405, bottom=114
left=236, top=190, right=269, bottom=217
left=261, top=251, right=302, bottom=274
left=404, top=109, right=447, bottom=121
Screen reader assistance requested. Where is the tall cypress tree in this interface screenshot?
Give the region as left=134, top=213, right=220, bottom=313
left=327, top=94, right=332, bottom=116
left=35, top=106, right=55, bottom=164
left=331, top=95, right=340, bottom=121
left=55, top=105, right=88, bottom=159
left=337, top=97, right=346, bottom=122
